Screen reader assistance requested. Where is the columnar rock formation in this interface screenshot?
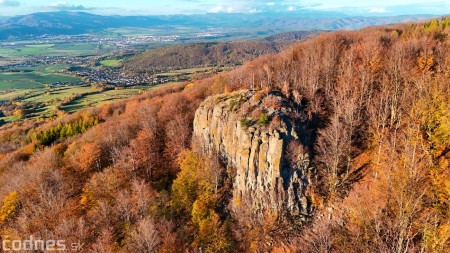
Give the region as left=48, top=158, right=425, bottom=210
left=193, top=90, right=314, bottom=223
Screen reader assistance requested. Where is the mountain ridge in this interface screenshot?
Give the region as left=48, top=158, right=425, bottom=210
left=0, top=11, right=437, bottom=40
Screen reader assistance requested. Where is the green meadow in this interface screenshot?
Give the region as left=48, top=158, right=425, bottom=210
left=99, top=59, right=123, bottom=67
left=0, top=43, right=100, bottom=57
left=0, top=72, right=82, bottom=90
left=0, top=86, right=145, bottom=122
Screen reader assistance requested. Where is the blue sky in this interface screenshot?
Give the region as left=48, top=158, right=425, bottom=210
left=1, top=0, right=449, bottom=16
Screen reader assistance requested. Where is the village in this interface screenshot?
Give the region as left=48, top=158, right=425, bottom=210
left=0, top=54, right=185, bottom=88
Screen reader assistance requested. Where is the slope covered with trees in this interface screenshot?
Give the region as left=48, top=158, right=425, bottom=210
left=0, top=18, right=449, bottom=252
left=123, top=32, right=318, bottom=74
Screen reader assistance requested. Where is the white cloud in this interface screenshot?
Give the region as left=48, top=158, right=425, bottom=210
left=207, top=5, right=234, bottom=13
left=208, top=6, right=223, bottom=13
left=45, top=1, right=94, bottom=10
left=287, top=6, right=296, bottom=11
left=266, top=2, right=275, bottom=6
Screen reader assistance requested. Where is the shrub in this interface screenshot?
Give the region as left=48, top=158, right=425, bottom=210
left=228, top=96, right=245, bottom=112
left=240, top=118, right=252, bottom=130
left=228, top=99, right=237, bottom=111
left=258, top=113, right=270, bottom=126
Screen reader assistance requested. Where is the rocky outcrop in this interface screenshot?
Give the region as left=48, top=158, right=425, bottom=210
left=193, top=90, right=314, bottom=223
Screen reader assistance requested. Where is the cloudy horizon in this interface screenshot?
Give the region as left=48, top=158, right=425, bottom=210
left=1, top=0, right=449, bottom=17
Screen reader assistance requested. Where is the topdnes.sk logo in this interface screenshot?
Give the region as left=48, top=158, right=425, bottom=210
left=1, top=236, right=84, bottom=252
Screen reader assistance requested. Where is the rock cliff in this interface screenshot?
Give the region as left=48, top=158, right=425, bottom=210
left=193, top=90, right=314, bottom=223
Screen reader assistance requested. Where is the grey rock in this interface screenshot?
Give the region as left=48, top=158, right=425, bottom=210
left=193, top=90, right=314, bottom=223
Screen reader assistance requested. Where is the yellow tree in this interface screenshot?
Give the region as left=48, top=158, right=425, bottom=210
left=0, top=191, right=19, bottom=224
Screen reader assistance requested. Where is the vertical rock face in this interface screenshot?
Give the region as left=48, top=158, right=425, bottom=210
left=193, top=90, right=314, bottom=223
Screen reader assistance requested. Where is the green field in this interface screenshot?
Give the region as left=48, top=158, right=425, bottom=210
left=0, top=86, right=144, bottom=122
left=0, top=81, right=42, bottom=90
left=10, top=64, right=71, bottom=73
left=0, top=43, right=100, bottom=57
left=0, top=72, right=82, bottom=90
left=100, top=59, right=122, bottom=67
left=0, top=89, right=32, bottom=101
left=0, top=81, right=185, bottom=124
left=61, top=88, right=141, bottom=112
left=23, top=86, right=99, bottom=104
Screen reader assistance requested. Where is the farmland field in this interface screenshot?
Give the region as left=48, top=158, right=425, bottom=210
left=99, top=59, right=122, bottom=67
left=0, top=43, right=103, bottom=57
left=0, top=81, right=185, bottom=124
left=0, top=37, right=202, bottom=125
left=0, top=86, right=144, bottom=122
left=0, top=80, right=42, bottom=90
left=0, top=72, right=82, bottom=90
left=61, top=88, right=141, bottom=113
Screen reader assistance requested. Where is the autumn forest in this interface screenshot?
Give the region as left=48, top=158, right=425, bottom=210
left=0, top=18, right=449, bottom=252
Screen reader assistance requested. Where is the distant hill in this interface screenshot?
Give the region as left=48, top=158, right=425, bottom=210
left=0, top=12, right=170, bottom=40
left=262, top=31, right=326, bottom=42
left=0, top=11, right=436, bottom=40
left=124, top=31, right=319, bottom=73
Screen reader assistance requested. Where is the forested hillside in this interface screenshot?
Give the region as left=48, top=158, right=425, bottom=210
left=0, top=18, right=449, bottom=252
left=123, top=31, right=318, bottom=73
left=123, top=41, right=278, bottom=73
